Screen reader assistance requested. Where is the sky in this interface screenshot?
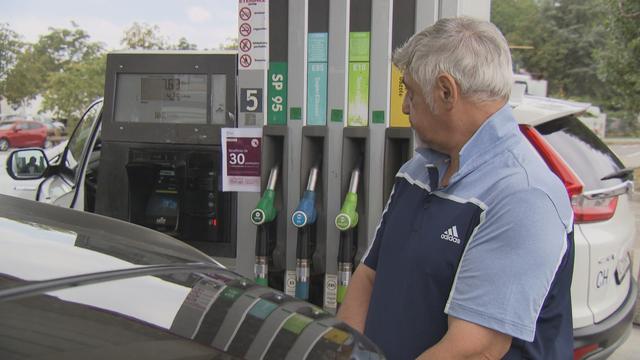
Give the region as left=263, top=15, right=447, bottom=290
left=1, top=0, right=239, bottom=50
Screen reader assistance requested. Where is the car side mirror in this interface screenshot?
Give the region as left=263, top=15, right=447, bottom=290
left=6, top=148, right=49, bottom=180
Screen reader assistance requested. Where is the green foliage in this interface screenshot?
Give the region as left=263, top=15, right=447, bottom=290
left=3, top=23, right=104, bottom=108
left=218, top=37, right=238, bottom=50
left=595, top=0, right=640, bottom=117
left=0, top=23, right=24, bottom=96
left=172, top=37, right=198, bottom=50
left=492, top=0, right=639, bottom=135
left=3, top=46, right=43, bottom=106
left=42, top=54, right=106, bottom=129
left=120, top=22, right=168, bottom=50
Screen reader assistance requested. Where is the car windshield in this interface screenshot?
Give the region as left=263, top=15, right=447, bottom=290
left=535, top=115, right=626, bottom=191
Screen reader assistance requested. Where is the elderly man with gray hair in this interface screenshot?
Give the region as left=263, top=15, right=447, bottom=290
left=338, top=17, right=574, bottom=359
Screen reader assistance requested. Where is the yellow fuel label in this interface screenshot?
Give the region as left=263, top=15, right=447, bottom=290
left=390, top=64, right=409, bottom=127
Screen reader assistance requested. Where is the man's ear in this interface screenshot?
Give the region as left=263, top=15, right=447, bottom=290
left=436, top=74, right=459, bottom=110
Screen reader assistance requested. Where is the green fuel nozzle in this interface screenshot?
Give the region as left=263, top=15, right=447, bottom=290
left=335, top=166, right=360, bottom=231
left=336, top=162, right=361, bottom=306
left=253, top=165, right=279, bottom=287
left=251, top=165, right=279, bottom=226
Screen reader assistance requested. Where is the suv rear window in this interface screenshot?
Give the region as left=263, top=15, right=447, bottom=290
left=535, top=115, right=625, bottom=191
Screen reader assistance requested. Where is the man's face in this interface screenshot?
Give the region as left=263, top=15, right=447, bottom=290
left=402, top=74, right=442, bottom=150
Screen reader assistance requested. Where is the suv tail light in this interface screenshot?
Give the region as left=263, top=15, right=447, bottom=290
left=519, top=125, right=618, bottom=223
left=573, top=343, right=600, bottom=360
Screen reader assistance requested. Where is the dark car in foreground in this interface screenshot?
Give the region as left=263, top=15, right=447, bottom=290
left=0, top=194, right=383, bottom=359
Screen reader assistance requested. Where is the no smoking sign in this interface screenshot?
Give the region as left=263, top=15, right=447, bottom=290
left=239, top=23, right=252, bottom=37
left=239, top=7, right=251, bottom=21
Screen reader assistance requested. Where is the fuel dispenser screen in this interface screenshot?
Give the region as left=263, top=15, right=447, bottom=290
left=115, top=74, right=208, bottom=124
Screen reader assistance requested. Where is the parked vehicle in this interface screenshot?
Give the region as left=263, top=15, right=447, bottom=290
left=0, top=119, right=49, bottom=151
left=0, top=194, right=384, bottom=359
left=513, top=95, right=637, bottom=360
left=5, top=94, right=637, bottom=359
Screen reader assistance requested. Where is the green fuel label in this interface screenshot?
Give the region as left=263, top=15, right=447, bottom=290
left=248, top=299, right=278, bottom=320
left=268, top=62, right=288, bottom=125
left=347, top=62, right=370, bottom=126
left=283, top=314, right=314, bottom=334
left=349, top=32, right=370, bottom=62
left=220, top=286, right=244, bottom=301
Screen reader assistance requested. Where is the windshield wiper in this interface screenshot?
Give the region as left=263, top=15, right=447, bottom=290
left=601, top=168, right=635, bottom=181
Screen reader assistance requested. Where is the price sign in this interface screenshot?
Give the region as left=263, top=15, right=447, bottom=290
left=221, top=127, right=262, bottom=192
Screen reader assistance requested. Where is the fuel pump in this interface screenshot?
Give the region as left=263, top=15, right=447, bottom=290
left=335, top=163, right=361, bottom=307
left=251, top=165, right=279, bottom=286
left=291, top=160, right=321, bottom=300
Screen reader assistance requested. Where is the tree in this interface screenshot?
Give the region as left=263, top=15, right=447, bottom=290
left=0, top=23, right=24, bottom=107
left=172, top=37, right=197, bottom=50
left=218, top=37, right=238, bottom=50
left=120, top=22, right=168, bottom=50
left=3, top=24, right=104, bottom=108
left=41, top=54, right=106, bottom=129
left=595, top=0, right=640, bottom=125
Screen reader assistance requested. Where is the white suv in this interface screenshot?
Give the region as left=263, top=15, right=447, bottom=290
left=513, top=95, right=637, bottom=359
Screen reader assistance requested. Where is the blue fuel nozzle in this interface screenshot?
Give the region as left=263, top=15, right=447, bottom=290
left=291, top=164, right=320, bottom=228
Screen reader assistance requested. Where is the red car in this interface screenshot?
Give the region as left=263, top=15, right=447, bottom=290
left=0, top=120, right=48, bottom=151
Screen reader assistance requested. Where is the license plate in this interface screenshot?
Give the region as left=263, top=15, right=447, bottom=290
left=615, top=252, right=631, bottom=285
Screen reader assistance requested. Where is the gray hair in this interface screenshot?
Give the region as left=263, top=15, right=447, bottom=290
left=393, top=17, right=513, bottom=108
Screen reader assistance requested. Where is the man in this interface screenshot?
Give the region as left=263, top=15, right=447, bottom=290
left=337, top=17, right=574, bottom=359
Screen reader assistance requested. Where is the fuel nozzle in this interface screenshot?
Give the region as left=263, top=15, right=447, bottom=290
left=252, top=164, right=279, bottom=287
left=292, top=162, right=320, bottom=228
left=335, top=165, right=360, bottom=231
left=293, top=160, right=321, bottom=301
left=251, top=165, right=279, bottom=226
left=336, top=161, right=361, bottom=306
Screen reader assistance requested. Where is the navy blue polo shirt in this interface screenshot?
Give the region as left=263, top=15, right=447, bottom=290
left=362, top=105, right=574, bottom=359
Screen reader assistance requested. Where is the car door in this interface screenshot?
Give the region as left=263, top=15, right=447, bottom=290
left=37, top=100, right=103, bottom=209
left=13, top=122, right=30, bottom=146
left=25, top=122, right=39, bottom=146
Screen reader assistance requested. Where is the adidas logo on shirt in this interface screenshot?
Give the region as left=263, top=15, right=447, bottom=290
left=441, top=226, right=461, bottom=244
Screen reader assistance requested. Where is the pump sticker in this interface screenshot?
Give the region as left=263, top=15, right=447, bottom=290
left=306, top=32, right=329, bottom=126
left=237, top=0, right=268, bottom=70
left=221, top=127, right=262, bottom=192
left=267, top=62, right=288, bottom=125
left=324, top=273, right=338, bottom=311
left=347, top=32, right=370, bottom=127
left=390, top=64, right=410, bottom=127
left=307, top=62, right=328, bottom=125
left=285, top=270, right=297, bottom=297
left=347, top=62, right=370, bottom=126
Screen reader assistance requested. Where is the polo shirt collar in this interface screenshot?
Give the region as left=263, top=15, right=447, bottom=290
left=415, top=104, right=517, bottom=189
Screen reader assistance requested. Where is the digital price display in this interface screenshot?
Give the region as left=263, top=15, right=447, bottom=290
left=115, top=74, right=208, bottom=124
left=141, top=77, right=187, bottom=102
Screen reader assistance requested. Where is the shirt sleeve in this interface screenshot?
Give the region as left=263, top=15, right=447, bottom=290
left=445, top=187, right=569, bottom=342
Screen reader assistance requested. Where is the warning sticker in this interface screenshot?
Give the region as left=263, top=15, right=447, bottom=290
left=237, top=0, right=268, bottom=70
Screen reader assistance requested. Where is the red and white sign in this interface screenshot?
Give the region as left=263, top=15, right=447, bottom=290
left=237, top=0, right=268, bottom=70
left=221, top=127, right=263, bottom=192
left=240, top=38, right=253, bottom=52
